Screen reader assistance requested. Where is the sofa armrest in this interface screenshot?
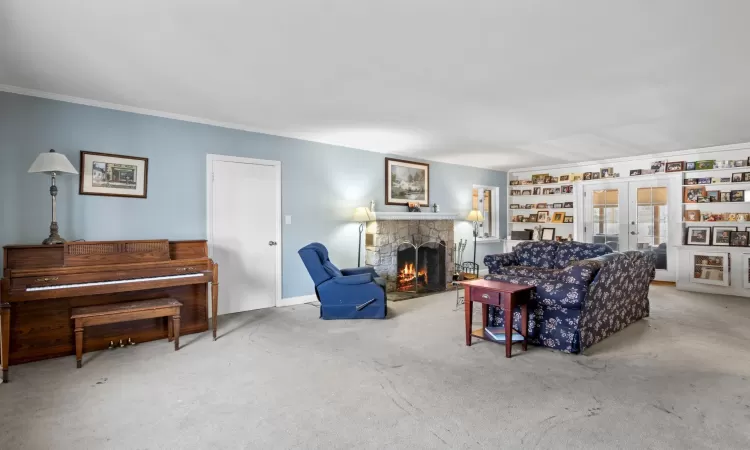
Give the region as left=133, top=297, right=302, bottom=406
left=484, top=252, right=517, bottom=274
left=341, top=266, right=377, bottom=277
left=332, top=273, right=374, bottom=285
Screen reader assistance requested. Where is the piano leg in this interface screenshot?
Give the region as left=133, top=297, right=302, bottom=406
left=212, top=262, right=219, bottom=341
left=172, top=315, right=180, bottom=351
left=1, top=303, right=10, bottom=382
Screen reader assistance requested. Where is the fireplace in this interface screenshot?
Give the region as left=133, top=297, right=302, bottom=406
left=395, top=241, right=446, bottom=292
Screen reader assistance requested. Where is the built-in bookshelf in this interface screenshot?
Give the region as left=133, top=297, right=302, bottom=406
left=507, top=178, right=577, bottom=241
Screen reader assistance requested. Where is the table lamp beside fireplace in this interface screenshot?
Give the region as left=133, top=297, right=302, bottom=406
left=28, top=149, right=79, bottom=245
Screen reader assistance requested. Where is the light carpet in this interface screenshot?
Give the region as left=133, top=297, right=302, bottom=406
left=1, top=285, right=749, bottom=449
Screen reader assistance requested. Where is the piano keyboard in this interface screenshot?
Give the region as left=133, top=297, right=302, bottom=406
left=26, top=273, right=204, bottom=292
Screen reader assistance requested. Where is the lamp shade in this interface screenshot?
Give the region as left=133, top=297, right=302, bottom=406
left=28, top=149, right=78, bottom=175
left=466, top=210, right=484, bottom=222
left=353, top=207, right=375, bottom=222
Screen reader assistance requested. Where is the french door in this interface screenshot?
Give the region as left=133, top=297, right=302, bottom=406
left=583, top=179, right=671, bottom=280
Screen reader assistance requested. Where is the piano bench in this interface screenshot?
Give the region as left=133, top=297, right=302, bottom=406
left=70, top=298, right=183, bottom=369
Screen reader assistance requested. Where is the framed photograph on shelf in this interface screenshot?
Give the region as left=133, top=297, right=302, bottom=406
left=730, top=231, right=749, bottom=247
left=712, top=226, right=737, bottom=246
left=694, top=160, right=715, bottom=171
left=732, top=173, right=744, bottom=182
left=522, top=189, right=532, bottom=195
left=533, top=187, right=542, bottom=195
left=509, top=204, right=520, bottom=209
left=706, top=190, right=721, bottom=202
left=684, top=209, right=701, bottom=222
left=536, top=202, right=548, bottom=208
left=537, top=210, right=550, bottom=222
left=552, top=202, right=563, bottom=208
left=563, top=216, right=574, bottom=223
left=563, top=201, right=574, bottom=208
left=600, top=168, right=613, bottom=178
left=525, top=204, right=534, bottom=209
left=629, top=169, right=642, bottom=176
left=721, top=192, right=731, bottom=202
left=79, top=151, right=149, bottom=199
left=683, top=186, right=706, bottom=203
left=665, top=161, right=685, bottom=172
left=731, top=190, right=745, bottom=202
left=385, top=157, right=429, bottom=206
left=528, top=213, right=539, bottom=223
left=686, top=161, right=696, bottom=170
left=551, top=212, right=565, bottom=223
left=690, top=252, right=729, bottom=286
left=559, top=175, right=570, bottom=182
left=686, top=227, right=711, bottom=245
left=744, top=172, right=750, bottom=182
left=541, top=228, right=556, bottom=241
left=583, top=172, right=592, bottom=180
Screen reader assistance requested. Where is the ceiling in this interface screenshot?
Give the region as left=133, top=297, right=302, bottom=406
left=2, top=1, right=750, bottom=170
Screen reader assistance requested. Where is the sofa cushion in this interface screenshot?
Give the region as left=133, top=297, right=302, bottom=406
left=514, top=241, right=559, bottom=269
left=553, top=241, right=613, bottom=269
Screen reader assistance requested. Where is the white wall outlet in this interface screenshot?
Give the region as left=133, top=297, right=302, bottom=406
left=285, top=215, right=292, bottom=225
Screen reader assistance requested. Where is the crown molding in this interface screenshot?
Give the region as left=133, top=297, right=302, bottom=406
left=508, top=142, right=750, bottom=173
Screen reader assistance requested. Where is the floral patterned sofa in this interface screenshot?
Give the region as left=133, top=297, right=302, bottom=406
left=483, top=241, right=655, bottom=353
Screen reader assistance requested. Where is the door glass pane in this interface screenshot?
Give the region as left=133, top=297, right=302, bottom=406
left=591, top=189, right=619, bottom=251
left=636, top=187, right=668, bottom=270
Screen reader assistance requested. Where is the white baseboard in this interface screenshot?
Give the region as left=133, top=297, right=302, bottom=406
left=277, top=294, right=317, bottom=308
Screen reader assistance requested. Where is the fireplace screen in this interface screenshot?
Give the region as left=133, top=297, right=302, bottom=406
left=396, top=241, right=446, bottom=292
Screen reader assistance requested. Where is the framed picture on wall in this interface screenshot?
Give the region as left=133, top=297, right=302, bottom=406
left=385, top=158, right=429, bottom=206
left=79, top=151, right=149, bottom=199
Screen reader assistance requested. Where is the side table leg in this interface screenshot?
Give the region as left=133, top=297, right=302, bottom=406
left=504, top=294, right=512, bottom=358
left=1, top=303, right=10, bottom=382
left=464, top=286, right=472, bottom=346
left=521, top=303, right=528, bottom=352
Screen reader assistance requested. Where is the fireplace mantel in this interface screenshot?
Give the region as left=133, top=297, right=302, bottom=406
left=371, top=212, right=459, bottom=221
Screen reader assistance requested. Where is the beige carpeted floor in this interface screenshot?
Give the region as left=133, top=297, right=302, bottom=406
left=1, top=285, right=749, bottom=449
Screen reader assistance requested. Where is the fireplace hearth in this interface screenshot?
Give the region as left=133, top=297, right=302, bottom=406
left=396, top=241, right=446, bottom=293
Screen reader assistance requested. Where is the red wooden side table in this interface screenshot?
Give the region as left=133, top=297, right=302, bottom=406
left=459, top=279, right=534, bottom=358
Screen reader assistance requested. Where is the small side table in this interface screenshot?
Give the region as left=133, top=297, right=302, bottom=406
left=459, top=279, right=534, bottom=358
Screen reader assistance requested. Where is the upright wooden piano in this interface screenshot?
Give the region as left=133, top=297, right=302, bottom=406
left=0, top=239, right=219, bottom=382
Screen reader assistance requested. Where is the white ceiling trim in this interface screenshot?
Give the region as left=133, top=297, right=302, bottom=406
left=0, top=83, right=373, bottom=154
left=508, top=142, right=750, bottom=174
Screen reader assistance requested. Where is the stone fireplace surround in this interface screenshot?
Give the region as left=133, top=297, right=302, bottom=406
left=364, top=218, right=455, bottom=292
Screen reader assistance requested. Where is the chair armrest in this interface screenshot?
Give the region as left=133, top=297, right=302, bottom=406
left=332, top=273, right=374, bottom=285
left=483, top=252, right=517, bottom=274
left=341, top=266, right=377, bottom=277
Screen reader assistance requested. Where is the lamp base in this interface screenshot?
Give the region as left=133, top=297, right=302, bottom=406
left=42, top=222, right=66, bottom=245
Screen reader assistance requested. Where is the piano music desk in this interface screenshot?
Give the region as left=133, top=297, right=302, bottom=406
left=72, top=298, right=183, bottom=368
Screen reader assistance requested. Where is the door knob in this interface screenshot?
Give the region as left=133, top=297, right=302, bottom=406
left=268, top=241, right=278, bottom=246
left=630, top=231, right=636, bottom=235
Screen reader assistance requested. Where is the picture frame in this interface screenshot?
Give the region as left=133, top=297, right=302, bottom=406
left=706, top=190, right=720, bottom=202
left=629, top=169, right=642, bottom=176
left=533, top=187, right=542, bottom=195
left=721, top=192, right=731, bottom=202
left=694, top=160, right=715, bottom=171
left=551, top=212, right=565, bottom=223
left=592, top=172, right=600, bottom=179
left=600, top=168, right=613, bottom=178
left=651, top=161, right=665, bottom=172
left=525, top=204, right=534, bottom=209
left=385, top=157, right=429, bottom=206
left=571, top=174, right=583, bottom=182
left=730, top=231, right=749, bottom=247
left=509, top=180, right=520, bottom=186
left=79, top=151, right=149, bottom=199
left=697, top=177, right=711, bottom=184
left=541, top=228, right=556, bottom=241
left=583, top=172, right=592, bottom=180
left=735, top=160, right=747, bottom=167
left=536, top=202, right=548, bottom=208
left=531, top=173, right=549, bottom=184
left=683, top=186, right=706, bottom=203
left=686, top=227, right=711, bottom=245
left=552, top=202, right=563, bottom=208
left=712, top=226, right=737, bottom=246
left=511, top=190, right=521, bottom=195
left=509, top=204, right=520, bottom=209
left=559, top=175, right=570, bottom=182
left=563, top=216, right=574, bottom=223
left=537, top=210, right=550, bottom=223
left=731, top=190, right=745, bottom=202
left=690, top=252, right=729, bottom=286
left=528, top=213, right=539, bottom=223
left=563, top=201, right=574, bottom=208
left=522, top=189, right=532, bottom=195
left=407, top=202, right=421, bottom=212
left=732, top=173, right=744, bottom=182
left=744, top=172, right=750, bottom=182
left=665, top=161, right=685, bottom=172
left=686, top=161, right=696, bottom=171
left=684, top=209, right=701, bottom=222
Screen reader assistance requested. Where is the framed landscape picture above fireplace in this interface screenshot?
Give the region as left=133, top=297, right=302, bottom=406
left=385, top=157, right=429, bottom=206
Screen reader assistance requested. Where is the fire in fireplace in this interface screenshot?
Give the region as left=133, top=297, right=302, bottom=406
left=396, top=241, right=446, bottom=292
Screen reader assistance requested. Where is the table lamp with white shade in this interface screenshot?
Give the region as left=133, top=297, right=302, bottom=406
left=28, top=149, right=79, bottom=245
left=466, top=209, right=485, bottom=272
left=353, top=207, right=375, bottom=267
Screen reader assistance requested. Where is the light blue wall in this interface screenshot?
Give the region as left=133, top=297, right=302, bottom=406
left=0, top=92, right=506, bottom=298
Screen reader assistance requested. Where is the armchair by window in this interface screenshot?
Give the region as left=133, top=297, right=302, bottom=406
left=298, top=242, right=387, bottom=319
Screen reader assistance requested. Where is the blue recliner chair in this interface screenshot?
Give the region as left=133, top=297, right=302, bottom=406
left=298, top=243, right=387, bottom=319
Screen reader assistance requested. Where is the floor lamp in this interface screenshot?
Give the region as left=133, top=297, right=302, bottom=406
left=353, top=207, right=375, bottom=267
left=466, top=210, right=484, bottom=274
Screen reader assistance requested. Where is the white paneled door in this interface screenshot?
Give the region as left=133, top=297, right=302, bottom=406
left=583, top=178, right=674, bottom=281
left=209, top=156, right=280, bottom=314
